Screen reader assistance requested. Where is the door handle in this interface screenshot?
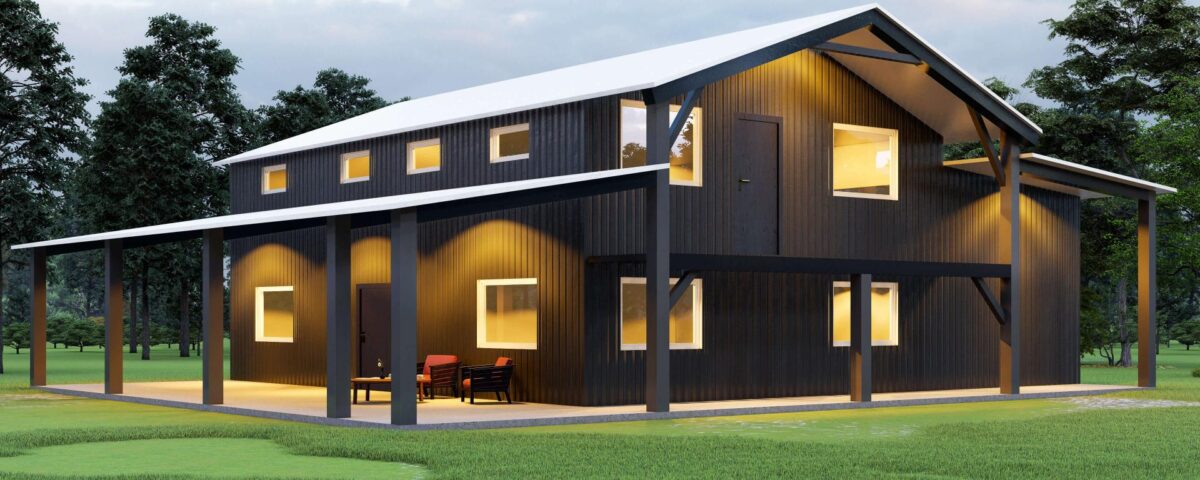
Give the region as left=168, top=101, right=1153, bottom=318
left=738, top=178, right=751, bottom=183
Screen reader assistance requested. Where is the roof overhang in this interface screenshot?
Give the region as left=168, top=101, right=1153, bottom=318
left=12, top=164, right=666, bottom=255
left=944, top=153, right=1176, bottom=200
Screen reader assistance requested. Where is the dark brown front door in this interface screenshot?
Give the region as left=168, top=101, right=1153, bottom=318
left=732, top=114, right=781, bottom=255
left=358, top=284, right=390, bottom=382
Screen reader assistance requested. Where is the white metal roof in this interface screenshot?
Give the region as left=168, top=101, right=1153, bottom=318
left=216, top=4, right=1039, bottom=166
left=11, top=164, right=667, bottom=251
left=943, top=153, right=1176, bottom=198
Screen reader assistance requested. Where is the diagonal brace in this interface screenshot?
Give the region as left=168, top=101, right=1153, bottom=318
left=971, top=277, right=1007, bottom=325
left=967, top=106, right=1004, bottom=186
left=668, top=271, right=697, bottom=309
left=667, top=87, right=704, bottom=147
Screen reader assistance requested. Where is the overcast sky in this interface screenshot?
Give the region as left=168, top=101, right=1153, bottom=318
left=39, top=0, right=1074, bottom=115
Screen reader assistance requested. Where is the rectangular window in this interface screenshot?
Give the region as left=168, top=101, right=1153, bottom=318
left=619, top=99, right=703, bottom=186
left=407, top=138, right=441, bottom=174
left=489, top=123, right=530, bottom=162
left=832, top=123, right=898, bottom=200
left=340, top=150, right=370, bottom=183
left=262, top=164, right=287, bottom=194
left=620, top=277, right=703, bottom=350
left=255, top=286, right=295, bottom=343
left=477, top=278, right=538, bottom=349
left=831, top=281, right=898, bottom=347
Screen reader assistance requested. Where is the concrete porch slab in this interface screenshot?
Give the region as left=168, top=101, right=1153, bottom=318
left=39, top=381, right=1142, bottom=430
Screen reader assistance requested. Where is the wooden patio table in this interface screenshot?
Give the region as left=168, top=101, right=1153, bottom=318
left=351, top=377, right=396, bottom=404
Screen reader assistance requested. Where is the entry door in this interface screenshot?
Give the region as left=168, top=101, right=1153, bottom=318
left=357, top=284, right=391, bottom=380
left=732, top=114, right=781, bottom=255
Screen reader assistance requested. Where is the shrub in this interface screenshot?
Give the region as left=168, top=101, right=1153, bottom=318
left=1192, top=368, right=1200, bottom=378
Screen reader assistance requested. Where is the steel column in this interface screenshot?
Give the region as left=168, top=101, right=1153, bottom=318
left=326, top=216, right=352, bottom=418
left=999, top=143, right=1021, bottom=394
left=30, top=248, right=47, bottom=386
left=104, top=240, right=123, bottom=394
left=644, top=101, right=671, bottom=412
left=849, top=273, right=872, bottom=402
left=202, top=229, right=225, bottom=404
left=390, top=209, right=419, bottom=425
left=1138, top=198, right=1157, bottom=387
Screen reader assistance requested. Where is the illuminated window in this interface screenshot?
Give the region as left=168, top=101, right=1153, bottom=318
left=262, top=164, right=287, bottom=194
left=831, top=281, right=898, bottom=347
left=489, top=124, right=530, bottom=162
left=340, top=150, right=370, bottom=183
left=407, top=138, right=441, bottom=174
left=255, top=286, right=294, bottom=343
left=832, top=123, right=898, bottom=200
left=477, top=278, right=538, bottom=349
left=619, top=99, right=703, bottom=187
left=619, top=277, right=703, bottom=350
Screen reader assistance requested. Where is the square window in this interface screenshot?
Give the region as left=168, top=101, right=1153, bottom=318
left=262, top=164, right=287, bottom=194
left=407, top=138, right=441, bottom=174
left=831, top=281, right=898, bottom=347
left=340, top=150, right=370, bottom=183
left=619, top=277, right=703, bottom=350
left=255, top=286, right=294, bottom=343
left=619, top=99, right=703, bottom=186
left=477, top=278, right=538, bottom=349
left=489, top=124, right=530, bottom=162
left=832, top=123, right=898, bottom=200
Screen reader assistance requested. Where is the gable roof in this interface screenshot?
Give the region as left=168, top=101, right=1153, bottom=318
left=216, top=4, right=1040, bottom=166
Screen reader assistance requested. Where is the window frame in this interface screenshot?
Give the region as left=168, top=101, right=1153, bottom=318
left=255, top=286, right=295, bottom=343
left=339, top=150, right=371, bottom=184
left=618, top=276, right=704, bottom=351
left=261, top=164, right=287, bottom=194
left=476, top=278, right=539, bottom=350
left=488, top=123, right=531, bottom=163
left=407, top=138, right=441, bottom=174
left=831, top=123, right=899, bottom=201
left=831, top=281, right=899, bottom=347
left=618, top=99, right=704, bottom=187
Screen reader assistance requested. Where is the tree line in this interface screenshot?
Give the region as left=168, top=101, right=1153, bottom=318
left=0, top=0, right=400, bottom=372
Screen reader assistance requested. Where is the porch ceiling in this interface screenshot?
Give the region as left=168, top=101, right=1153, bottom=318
left=944, top=153, right=1176, bottom=200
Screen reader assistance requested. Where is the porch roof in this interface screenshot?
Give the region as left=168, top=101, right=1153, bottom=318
left=944, top=153, right=1176, bottom=200
left=11, top=164, right=666, bottom=255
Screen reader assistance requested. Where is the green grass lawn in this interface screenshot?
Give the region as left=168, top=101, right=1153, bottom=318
left=0, top=343, right=1197, bottom=479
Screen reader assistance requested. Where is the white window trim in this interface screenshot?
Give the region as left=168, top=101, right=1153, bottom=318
left=339, top=150, right=370, bottom=184
left=407, top=138, right=441, bottom=174
left=831, top=123, right=899, bottom=201
left=489, top=123, right=531, bottom=163
left=261, top=164, right=287, bottom=194
left=255, top=286, right=295, bottom=343
left=476, top=278, right=538, bottom=350
left=619, top=99, right=704, bottom=187
left=831, top=281, right=898, bottom=347
left=619, top=276, right=703, bottom=351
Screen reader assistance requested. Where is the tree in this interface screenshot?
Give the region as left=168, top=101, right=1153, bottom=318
left=2, top=321, right=29, bottom=354
left=255, top=68, right=395, bottom=145
left=1170, top=320, right=1200, bottom=350
left=46, top=311, right=73, bottom=348
left=61, top=317, right=100, bottom=352
left=0, top=0, right=91, bottom=374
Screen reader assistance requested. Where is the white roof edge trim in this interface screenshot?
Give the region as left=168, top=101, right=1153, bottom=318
left=11, top=164, right=668, bottom=251
left=944, top=154, right=1175, bottom=195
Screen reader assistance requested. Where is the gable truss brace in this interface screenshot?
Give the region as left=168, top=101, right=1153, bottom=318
left=971, top=277, right=1007, bottom=325
left=664, top=86, right=704, bottom=147
left=812, top=42, right=922, bottom=65
left=668, top=271, right=697, bottom=309
left=967, top=106, right=1005, bottom=186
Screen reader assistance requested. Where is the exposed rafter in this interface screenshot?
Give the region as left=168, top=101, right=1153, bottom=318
left=668, top=271, right=697, bottom=309
left=666, top=87, right=704, bottom=147
left=971, top=277, right=1007, bottom=325
left=812, top=42, right=922, bottom=65
left=967, top=106, right=1004, bottom=185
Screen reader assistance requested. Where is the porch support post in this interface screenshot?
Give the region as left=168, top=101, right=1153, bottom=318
left=30, top=247, right=47, bottom=387
left=390, top=209, right=418, bottom=425
left=104, top=240, right=123, bottom=394
left=644, top=100, right=671, bottom=412
left=999, top=140, right=1021, bottom=394
left=849, top=273, right=872, bottom=402
left=326, top=215, right=352, bottom=418
left=202, top=229, right=224, bottom=404
left=1138, top=197, right=1157, bottom=387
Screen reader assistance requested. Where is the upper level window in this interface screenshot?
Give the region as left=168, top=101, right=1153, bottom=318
left=489, top=124, right=530, bottom=162
left=477, top=278, right=538, bottom=349
left=620, top=277, right=703, bottom=350
left=256, top=286, right=295, bottom=343
left=832, top=123, right=898, bottom=200
left=831, top=281, right=898, bottom=347
left=407, top=138, right=441, bottom=174
left=619, top=99, right=703, bottom=187
left=262, top=164, right=287, bottom=194
left=340, top=150, right=370, bottom=183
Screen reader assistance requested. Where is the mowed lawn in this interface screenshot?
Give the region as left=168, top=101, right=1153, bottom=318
left=0, top=343, right=1197, bottom=479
